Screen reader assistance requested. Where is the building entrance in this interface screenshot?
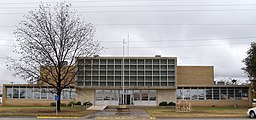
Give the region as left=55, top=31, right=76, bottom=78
left=120, top=94, right=132, bottom=105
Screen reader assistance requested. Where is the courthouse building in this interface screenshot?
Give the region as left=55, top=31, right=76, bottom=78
left=2, top=56, right=252, bottom=107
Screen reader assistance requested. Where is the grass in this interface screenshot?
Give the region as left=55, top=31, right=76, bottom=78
left=145, top=107, right=249, bottom=118
left=0, top=106, right=96, bottom=117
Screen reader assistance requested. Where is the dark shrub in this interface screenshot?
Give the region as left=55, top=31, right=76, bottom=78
left=168, top=102, right=176, bottom=106
left=75, top=101, right=81, bottom=105
left=61, top=103, right=67, bottom=106
left=68, top=101, right=76, bottom=107
left=50, top=102, right=66, bottom=106
left=50, top=102, right=56, bottom=106
left=83, top=101, right=92, bottom=106
left=159, top=101, right=168, bottom=106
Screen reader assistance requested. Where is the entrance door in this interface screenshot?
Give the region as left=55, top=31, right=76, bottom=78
left=119, top=94, right=132, bottom=105
left=126, top=95, right=130, bottom=105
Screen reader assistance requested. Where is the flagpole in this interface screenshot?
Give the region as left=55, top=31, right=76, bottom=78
left=122, top=39, right=125, bottom=105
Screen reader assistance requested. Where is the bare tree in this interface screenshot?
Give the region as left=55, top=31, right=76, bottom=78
left=7, top=3, right=102, bottom=111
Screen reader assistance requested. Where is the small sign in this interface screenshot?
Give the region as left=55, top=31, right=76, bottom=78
left=54, top=95, right=59, bottom=101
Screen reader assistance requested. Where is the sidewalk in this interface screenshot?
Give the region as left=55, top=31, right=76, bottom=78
left=83, top=108, right=152, bottom=119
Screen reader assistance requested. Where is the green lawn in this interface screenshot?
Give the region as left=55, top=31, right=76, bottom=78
left=0, top=106, right=96, bottom=117
left=145, top=107, right=249, bottom=118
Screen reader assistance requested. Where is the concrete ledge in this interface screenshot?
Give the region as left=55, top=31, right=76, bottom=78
left=37, top=116, right=80, bottom=119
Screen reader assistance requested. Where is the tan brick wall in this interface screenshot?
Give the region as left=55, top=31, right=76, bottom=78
left=177, top=66, right=214, bottom=86
left=3, top=99, right=72, bottom=106
left=75, top=89, right=95, bottom=105
left=157, top=90, right=176, bottom=105
left=183, top=100, right=251, bottom=107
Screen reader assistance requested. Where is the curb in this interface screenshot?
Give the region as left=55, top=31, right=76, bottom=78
left=37, top=116, right=80, bottom=119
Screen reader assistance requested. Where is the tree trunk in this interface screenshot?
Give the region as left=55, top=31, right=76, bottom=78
left=57, top=91, right=61, bottom=112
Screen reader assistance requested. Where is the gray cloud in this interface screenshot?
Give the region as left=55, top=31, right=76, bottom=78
left=0, top=0, right=255, bottom=83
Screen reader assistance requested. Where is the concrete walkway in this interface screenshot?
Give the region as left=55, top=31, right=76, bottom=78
left=87, top=105, right=107, bottom=111
left=83, top=108, right=152, bottom=119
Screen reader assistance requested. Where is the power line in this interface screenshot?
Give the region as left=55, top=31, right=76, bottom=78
left=106, top=42, right=250, bottom=49
left=0, top=42, right=250, bottom=48
left=2, top=24, right=256, bottom=28
left=1, top=9, right=256, bottom=14
left=98, top=36, right=256, bottom=42
left=0, top=0, right=171, bottom=4
left=1, top=36, right=256, bottom=42
left=2, top=4, right=256, bottom=9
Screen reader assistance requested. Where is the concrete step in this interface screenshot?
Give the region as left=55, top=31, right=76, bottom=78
left=87, top=105, right=107, bottom=110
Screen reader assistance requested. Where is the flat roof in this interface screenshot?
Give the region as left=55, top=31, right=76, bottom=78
left=76, top=56, right=177, bottom=59
left=177, top=85, right=250, bottom=88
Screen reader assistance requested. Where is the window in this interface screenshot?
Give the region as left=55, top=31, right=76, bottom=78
left=141, top=90, right=149, bottom=101
left=134, top=90, right=140, bottom=101
left=221, top=88, right=227, bottom=100
left=41, top=88, right=47, bottom=99
left=190, top=88, right=198, bottom=100
left=62, top=89, right=69, bottom=99
left=111, top=90, right=118, bottom=101
left=228, top=88, right=234, bottom=100
left=48, top=88, right=55, bottom=100
left=27, top=87, right=33, bottom=99
left=242, top=88, right=248, bottom=100
left=34, top=88, right=40, bottom=99
left=103, top=90, right=111, bottom=101
left=70, top=89, right=76, bottom=99
left=149, top=90, right=156, bottom=101
left=13, top=87, right=19, bottom=98
left=235, top=88, right=242, bottom=100
left=182, top=88, right=190, bottom=100
left=198, top=88, right=206, bottom=100
left=206, top=88, right=212, bottom=100
left=20, top=87, right=26, bottom=99
left=6, top=87, right=12, bottom=98
left=95, top=90, right=103, bottom=101
left=213, top=88, right=220, bottom=100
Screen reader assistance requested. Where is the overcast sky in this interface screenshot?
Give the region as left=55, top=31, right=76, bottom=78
left=0, top=0, right=255, bottom=84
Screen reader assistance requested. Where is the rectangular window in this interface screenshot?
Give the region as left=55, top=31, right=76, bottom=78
left=161, top=59, right=167, bottom=64
left=27, top=87, right=33, bottom=99
left=34, top=88, right=40, bottom=99
left=138, top=59, right=144, bottom=64
left=20, top=87, right=26, bottom=99
left=176, top=89, right=183, bottom=100
left=134, top=90, right=140, bottom=101
left=213, top=88, right=220, bottom=100
left=103, top=90, right=111, bottom=101
left=228, top=88, right=234, bottom=100
left=48, top=88, right=55, bottom=100
left=95, top=90, right=103, bottom=101
left=235, top=88, right=242, bottom=100
left=41, top=88, right=47, bottom=99
left=145, top=59, right=152, bottom=64
left=190, top=88, right=198, bottom=100
left=153, top=59, right=159, bottom=64
left=70, top=89, right=76, bottom=99
left=198, top=88, right=206, bottom=100
left=62, top=89, right=69, bottom=99
left=149, top=90, right=156, bottom=101
left=13, top=87, right=19, bottom=98
left=183, top=89, right=190, bottom=100
left=206, top=88, right=212, bottom=100
left=242, top=88, right=248, bottom=100
left=6, top=87, right=12, bottom=98
left=141, top=90, right=148, bottom=101
left=108, top=59, right=114, bottom=64
left=221, top=88, right=227, bottom=100
left=130, top=59, right=137, bottom=64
